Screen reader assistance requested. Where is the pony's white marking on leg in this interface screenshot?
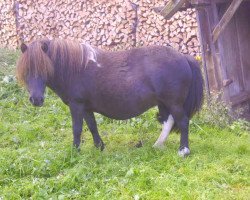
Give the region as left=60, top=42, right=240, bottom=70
left=153, top=115, right=174, bottom=148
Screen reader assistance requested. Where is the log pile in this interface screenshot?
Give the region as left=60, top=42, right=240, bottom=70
left=0, top=0, right=200, bottom=56
left=136, top=0, right=200, bottom=55
left=0, top=0, right=18, bottom=49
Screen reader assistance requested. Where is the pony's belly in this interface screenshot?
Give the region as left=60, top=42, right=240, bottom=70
left=96, top=104, right=155, bottom=120
left=93, top=96, right=157, bottom=120
left=90, top=79, right=157, bottom=120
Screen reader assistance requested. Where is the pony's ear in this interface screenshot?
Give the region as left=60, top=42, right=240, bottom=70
left=20, top=43, right=27, bottom=53
left=41, top=42, right=49, bottom=53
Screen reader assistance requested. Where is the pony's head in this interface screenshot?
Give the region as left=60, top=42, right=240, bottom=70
left=16, top=38, right=99, bottom=107
left=16, top=40, right=54, bottom=106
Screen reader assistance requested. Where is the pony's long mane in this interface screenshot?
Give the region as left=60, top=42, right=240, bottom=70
left=48, top=39, right=84, bottom=79
left=16, top=39, right=96, bottom=84
left=16, top=39, right=54, bottom=85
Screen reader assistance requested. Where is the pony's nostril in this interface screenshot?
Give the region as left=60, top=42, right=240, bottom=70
left=29, top=97, right=35, bottom=104
left=29, top=97, right=44, bottom=106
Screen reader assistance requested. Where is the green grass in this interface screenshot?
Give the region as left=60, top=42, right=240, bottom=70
left=0, top=48, right=249, bottom=199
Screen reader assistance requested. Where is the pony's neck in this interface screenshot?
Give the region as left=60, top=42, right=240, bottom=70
left=46, top=74, right=70, bottom=103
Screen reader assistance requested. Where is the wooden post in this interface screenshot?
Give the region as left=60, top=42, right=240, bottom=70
left=195, top=4, right=224, bottom=95
left=196, top=7, right=210, bottom=98
left=13, top=0, right=22, bottom=46
left=211, top=2, right=231, bottom=103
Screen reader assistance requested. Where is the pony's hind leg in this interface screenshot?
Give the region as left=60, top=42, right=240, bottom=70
left=170, top=105, right=190, bottom=157
left=153, top=104, right=174, bottom=148
left=153, top=115, right=174, bottom=148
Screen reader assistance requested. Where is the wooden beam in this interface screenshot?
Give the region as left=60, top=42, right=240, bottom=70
left=153, top=3, right=191, bottom=13
left=212, top=0, right=243, bottom=43
left=190, top=0, right=210, bottom=6
left=159, top=0, right=187, bottom=19
left=212, top=0, right=250, bottom=4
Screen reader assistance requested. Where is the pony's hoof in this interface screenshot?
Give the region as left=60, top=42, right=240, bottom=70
left=135, top=140, right=143, bottom=148
left=153, top=142, right=165, bottom=149
left=95, top=140, right=105, bottom=151
left=73, top=143, right=81, bottom=152
left=178, top=147, right=190, bottom=157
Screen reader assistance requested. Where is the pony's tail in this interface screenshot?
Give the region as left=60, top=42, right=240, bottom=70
left=184, top=55, right=204, bottom=118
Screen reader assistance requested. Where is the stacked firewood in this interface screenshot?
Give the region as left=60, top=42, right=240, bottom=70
left=138, top=7, right=200, bottom=56
left=0, top=0, right=200, bottom=56
left=0, top=0, right=18, bottom=49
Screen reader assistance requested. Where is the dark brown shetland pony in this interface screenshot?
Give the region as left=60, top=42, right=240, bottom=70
left=16, top=38, right=203, bottom=157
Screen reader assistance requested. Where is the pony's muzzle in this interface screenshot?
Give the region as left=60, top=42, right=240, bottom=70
left=29, top=96, right=44, bottom=107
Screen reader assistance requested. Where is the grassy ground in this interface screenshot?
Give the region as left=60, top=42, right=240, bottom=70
left=0, top=48, right=249, bottom=199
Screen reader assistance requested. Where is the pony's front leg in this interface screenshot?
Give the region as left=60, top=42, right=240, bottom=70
left=69, top=102, right=84, bottom=149
left=83, top=111, right=105, bottom=151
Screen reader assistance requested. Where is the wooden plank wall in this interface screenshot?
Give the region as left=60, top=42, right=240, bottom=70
left=236, top=2, right=250, bottom=94
left=197, top=0, right=250, bottom=107
left=196, top=5, right=222, bottom=94
left=217, top=2, right=250, bottom=103
left=217, top=2, right=244, bottom=97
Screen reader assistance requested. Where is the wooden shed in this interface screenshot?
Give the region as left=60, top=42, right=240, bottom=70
left=156, top=0, right=250, bottom=118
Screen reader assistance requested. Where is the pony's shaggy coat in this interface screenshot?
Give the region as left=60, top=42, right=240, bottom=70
left=16, top=38, right=204, bottom=156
